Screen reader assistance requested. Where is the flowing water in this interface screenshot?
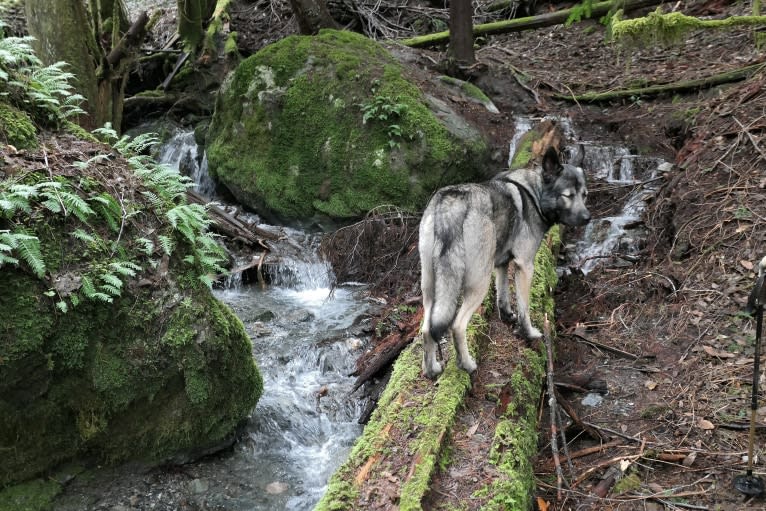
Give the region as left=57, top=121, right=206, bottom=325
left=52, top=131, right=373, bottom=511
left=157, top=131, right=372, bottom=510
left=509, top=116, right=669, bottom=274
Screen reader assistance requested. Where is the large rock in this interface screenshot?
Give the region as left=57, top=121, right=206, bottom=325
left=207, top=29, right=491, bottom=228
left=0, top=137, right=263, bottom=487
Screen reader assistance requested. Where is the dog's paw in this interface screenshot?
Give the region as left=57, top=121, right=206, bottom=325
left=457, top=355, right=478, bottom=375
left=522, top=326, right=543, bottom=340
left=422, top=358, right=444, bottom=380
left=498, top=308, right=517, bottom=324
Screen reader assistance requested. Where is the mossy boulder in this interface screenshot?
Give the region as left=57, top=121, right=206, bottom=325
left=0, top=139, right=263, bottom=488
left=207, top=29, right=490, bottom=228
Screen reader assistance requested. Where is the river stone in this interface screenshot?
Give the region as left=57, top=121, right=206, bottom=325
left=207, top=29, right=491, bottom=229
left=265, top=481, right=289, bottom=494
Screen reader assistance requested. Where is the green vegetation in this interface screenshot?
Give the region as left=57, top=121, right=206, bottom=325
left=207, top=29, right=488, bottom=225
left=0, top=28, right=262, bottom=491
left=611, top=8, right=766, bottom=46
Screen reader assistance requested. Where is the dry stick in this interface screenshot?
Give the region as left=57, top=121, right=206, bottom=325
left=544, top=315, right=568, bottom=499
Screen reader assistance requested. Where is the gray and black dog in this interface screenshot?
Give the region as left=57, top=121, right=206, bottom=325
left=418, top=146, right=591, bottom=379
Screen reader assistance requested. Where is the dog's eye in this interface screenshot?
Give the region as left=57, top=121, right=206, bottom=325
left=561, top=192, right=573, bottom=199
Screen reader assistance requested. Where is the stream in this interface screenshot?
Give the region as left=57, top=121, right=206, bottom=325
left=50, top=117, right=665, bottom=509
left=51, top=130, right=375, bottom=511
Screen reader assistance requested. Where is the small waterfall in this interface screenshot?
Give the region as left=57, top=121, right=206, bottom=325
left=509, top=116, right=669, bottom=274
left=157, top=128, right=217, bottom=199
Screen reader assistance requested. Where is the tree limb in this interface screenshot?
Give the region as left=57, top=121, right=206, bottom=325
left=399, top=0, right=663, bottom=48
left=553, top=62, right=766, bottom=102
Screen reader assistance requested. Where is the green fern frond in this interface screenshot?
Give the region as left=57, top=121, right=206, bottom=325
left=99, top=283, right=122, bottom=297
left=198, top=274, right=215, bottom=289
left=99, top=272, right=123, bottom=289
left=158, top=235, right=174, bottom=256
left=0, top=252, right=19, bottom=265
left=108, top=260, right=141, bottom=277
left=71, top=228, right=96, bottom=244
left=15, top=233, right=45, bottom=278
left=135, top=237, right=154, bottom=255
left=56, top=300, right=68, bottom=313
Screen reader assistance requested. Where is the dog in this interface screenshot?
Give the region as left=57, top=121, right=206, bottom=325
left=418, top=146, right=591, bottom=379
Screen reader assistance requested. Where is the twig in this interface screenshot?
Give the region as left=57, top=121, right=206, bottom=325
left=544, top=315, right=569, bottom=498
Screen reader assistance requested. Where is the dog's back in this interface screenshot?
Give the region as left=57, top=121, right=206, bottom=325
left=419, top=185, right=497, bottom=345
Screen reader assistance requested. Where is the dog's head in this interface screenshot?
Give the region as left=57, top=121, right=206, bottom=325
left=540, top=147, right=591, bottom=227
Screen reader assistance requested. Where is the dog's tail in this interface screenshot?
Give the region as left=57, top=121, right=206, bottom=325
left=425, top=193, right=468, bottom=342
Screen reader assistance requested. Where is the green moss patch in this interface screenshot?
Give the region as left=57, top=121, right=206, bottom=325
left=207, top=29, right=489, bottom=226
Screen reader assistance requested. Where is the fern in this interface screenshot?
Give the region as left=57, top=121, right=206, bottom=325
left=157, top=234, right=175, bottom=256
left=14, top=231, right=45, bottom=278
left=71, top=228, right=97, bottom=244
left=135, top=237, right=154, bottom=255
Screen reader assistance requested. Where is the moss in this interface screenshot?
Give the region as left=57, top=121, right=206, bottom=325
left=0, top=478, right=62, bottom=511
left=614, top=472, right=642, bottom=494
left=207, top=29, right=488, bottom=225
left=0, top=102, right=37, bottom=149
left=611, top=9, right=766, bottom=47
left=438, top=75, right=494, bottom=104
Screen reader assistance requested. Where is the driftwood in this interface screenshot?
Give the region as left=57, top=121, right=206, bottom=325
left=350, top=308, right=423, bottom=394
left=399, top=0, right=663, bottom=48
left=554, top=62, right=766, bottom=102
left=186, top=190, right=281, bottom=246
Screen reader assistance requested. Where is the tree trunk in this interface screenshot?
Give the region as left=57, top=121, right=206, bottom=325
left=177, top=0, right=216, bottom=49
left=25, top=0, right=102, bottom=129
left=448, top=0, right=475, bottom=71
left=287, top=0, right=340, bottom=35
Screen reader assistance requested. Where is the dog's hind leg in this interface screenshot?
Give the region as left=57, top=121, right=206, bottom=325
left=421, top=287, right=444, bottom=380
left=495, top=264, right=516, bottom=323
left=513, top=258, right=542, bottom=340
left=450, top=264, right=493, bottom=375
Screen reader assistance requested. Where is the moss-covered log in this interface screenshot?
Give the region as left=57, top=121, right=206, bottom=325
left=553, top=62, right=766, bottom=102
left=317, top=122, right=563, bottom=509
left=611, top=8, right=766, bottom=46
left=399, top=0, right=663, bottom=48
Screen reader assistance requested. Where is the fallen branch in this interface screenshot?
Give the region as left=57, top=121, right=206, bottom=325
left=399, top=0, right=663, bottom=48
left=553, top=62, right=766, bottom=102
left=544, top=316, right=568, bottom=499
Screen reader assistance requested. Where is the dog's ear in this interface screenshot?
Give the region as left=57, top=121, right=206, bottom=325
left=541, top=147, right=562, bottom=183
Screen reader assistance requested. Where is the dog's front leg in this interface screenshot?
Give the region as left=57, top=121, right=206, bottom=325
left=514, top=259, right=542, bottom=340
left=495, top=264, right=516, bottom=324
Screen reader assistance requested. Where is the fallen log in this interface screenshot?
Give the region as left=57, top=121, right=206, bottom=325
left=186, top=190, right=281, bottom=245
left=553, top=61, right=766, bottom=102
left=399, top=0, right=663, bottom=48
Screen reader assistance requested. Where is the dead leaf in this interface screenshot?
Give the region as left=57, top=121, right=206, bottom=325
left=619, top=459, right=632, bottom=472
left=536, top=497, right=549, bottom=511
left=647, top=482, right=664, bottom=493
left=645, top=380, right=658, bottom=390
left=682, top=451, right=697, bottom=467
left=697, top=418, right=715, bottom=430
left=466, top=421, right=480, bottom=437
left=702, top=345, right=736, bottom=359
left=741, top=259, right=755, bottom=270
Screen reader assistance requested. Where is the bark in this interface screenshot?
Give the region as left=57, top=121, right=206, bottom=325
left=448, top=0, right=475, bottom=69
left=25, top=0, right=147, bottom=131
left=287, top=0, right=340, bottom=35
left=177, top=0, right=216, bottom=49
left=25, top=0, right=101, bottom=129
left=400, top=0, right=663, bottom=48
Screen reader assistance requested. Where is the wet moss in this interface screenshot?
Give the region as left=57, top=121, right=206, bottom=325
left=207, top=29, right=488, bottom=225
left=0, top=478, right=61, bottom=511
left=0, top=102, right=37, bottom=149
